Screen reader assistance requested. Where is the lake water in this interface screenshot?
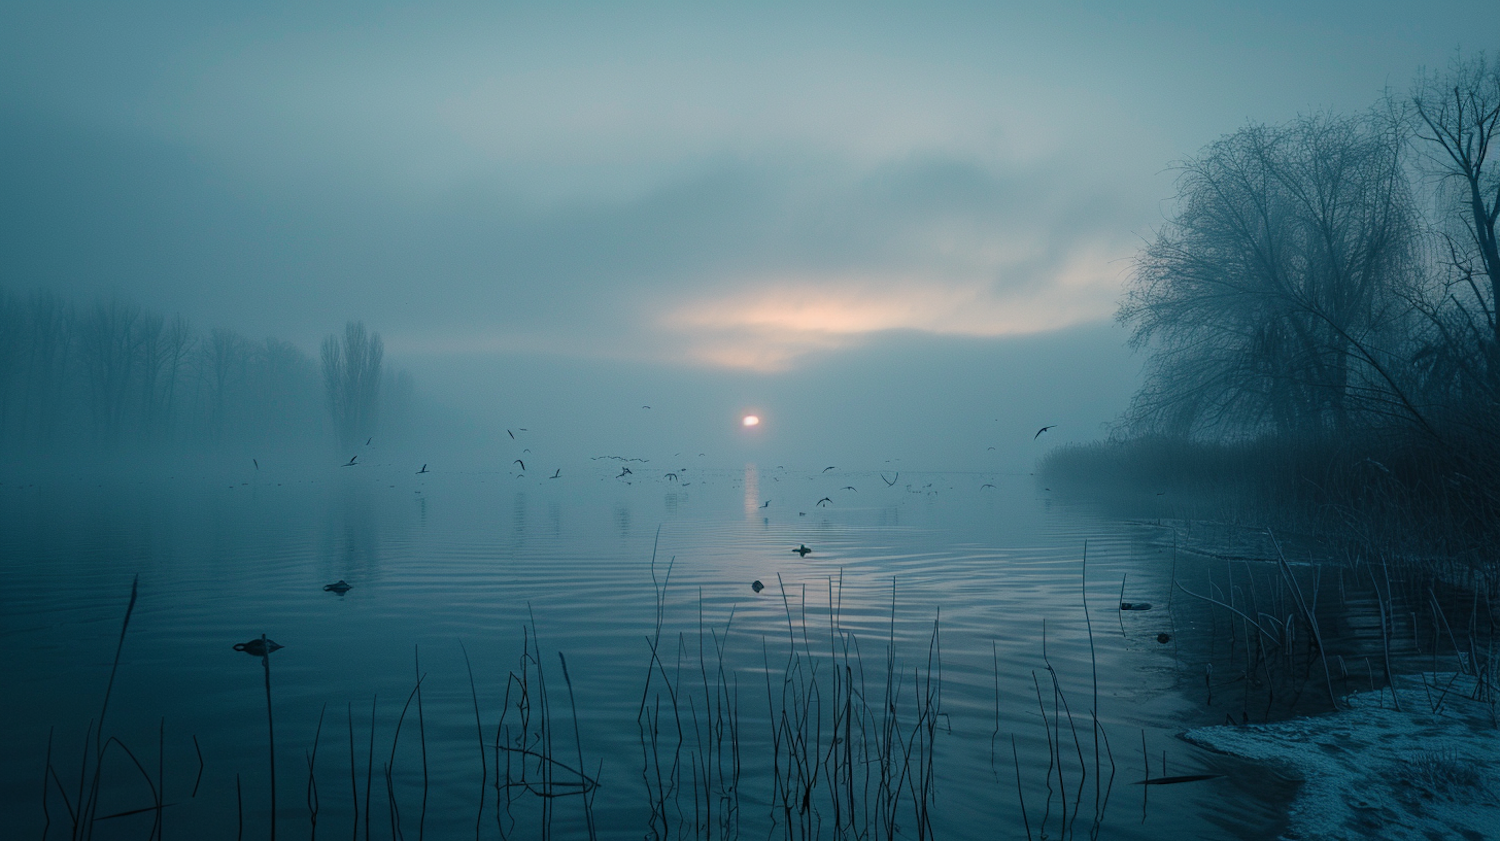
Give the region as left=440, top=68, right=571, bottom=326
left=1, top=457, right=1300, bottom=839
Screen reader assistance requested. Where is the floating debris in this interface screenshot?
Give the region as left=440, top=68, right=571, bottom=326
left=751, top=580, right=765, bottom=593
left=1156, top=633, right=1173, bottom=644
left=233, top=638, right=284, bottom=656
left=1120, top=602, right=1153, bottom=611
left=1133, top=774, right=1224, bottom=785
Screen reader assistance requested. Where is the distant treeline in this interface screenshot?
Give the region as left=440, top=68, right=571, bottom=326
left=1055, top=53, right=1500, bottom=560
left=0, top=288, right=412, bottom=452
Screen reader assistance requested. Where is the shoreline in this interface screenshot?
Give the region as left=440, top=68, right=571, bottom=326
left=1184, top=671, right=1498, bottom=841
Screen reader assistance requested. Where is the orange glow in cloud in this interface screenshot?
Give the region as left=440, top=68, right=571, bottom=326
left=662, top=254, right=1119, bottom=371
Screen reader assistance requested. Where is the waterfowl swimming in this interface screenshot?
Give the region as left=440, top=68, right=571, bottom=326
left=794, top=544, right=811, bottom=557
left=752, top=580, right=765, bottom=593
left=1120, top=602, right=1153, bottom=611
left=233, top=637, right=285, bottom=656
left=324, top=580, right=352, bottom=594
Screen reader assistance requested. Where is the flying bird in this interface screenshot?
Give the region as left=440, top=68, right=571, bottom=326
left=642, top=405, right=651, bottom=409
left=253, top=458, right=258, bottom=470
left=761, top=500, right=771, bottom=508
left=841, top=486, right=856, bottom=491
left=550, top=469, right=561, bottom=479
left=514, top=459, right=525, bottom=471
left=981, top=483, right=996, bottom=490
left=817, top=497, right=832, bottom=506
left=366, top=437, right=372, bottom=446
left=822, top=466, right=836, bottom=472
left=665, top=472, right=679, bottom=482
left=416, top=464, right=428, bottom=474
left=343, top=456, right=357, bottom=467
left=881, top=472, right=899, bottom=487
left=508, top=429, right=514, bottom=439
left=794, top=544, right=812, bottom=557
left=618, top=467, right=633, bottom=478
left=1034, top=425, right=1056, bottom=439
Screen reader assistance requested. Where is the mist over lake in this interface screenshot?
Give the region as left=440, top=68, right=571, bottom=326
left=3, top=458, right=1299, bottom=839
left=3, top=3, right=1498, bottom=839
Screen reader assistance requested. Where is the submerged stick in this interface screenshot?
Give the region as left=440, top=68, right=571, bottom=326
left=460, top=641, right=487, bottom=841
left=262, top=634, right=277, bottom=841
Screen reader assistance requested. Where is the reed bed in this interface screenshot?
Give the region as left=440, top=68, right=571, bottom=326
left=55, top=535, right=1481, bottom=840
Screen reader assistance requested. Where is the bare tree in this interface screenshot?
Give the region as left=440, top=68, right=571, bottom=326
left=202, top=326, right=248, bottom=442
left=1409, top=52, right=1500, bottom=394
left=20, top=291, right=75, bottom=445
left=78, top=297, right=144, bottom=445
left=1120, top=112, right=1422, bottom=437
left=159, top=314, right=194, bottom=438
left=0, top=289, right=21, bottom=437
left=320, top=321, right=383, bottom=449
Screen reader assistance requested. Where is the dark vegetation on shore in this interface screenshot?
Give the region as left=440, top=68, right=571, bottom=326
left=0, top=288, right=412, bottom=454
left=1043, top=52, right=1500, bottom=582
left=1039, top=433, right=1498, bottom=579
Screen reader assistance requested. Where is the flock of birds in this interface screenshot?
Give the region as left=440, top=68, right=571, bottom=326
left=224, top=422, right=1063, bottom=616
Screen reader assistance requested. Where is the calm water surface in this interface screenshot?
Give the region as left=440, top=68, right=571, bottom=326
left=1, top=458, right=1292, bottom=839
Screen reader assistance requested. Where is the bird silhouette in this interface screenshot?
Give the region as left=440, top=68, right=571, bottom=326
left=514, top=459, right=525, bottom=471
left=508, top=429, right=514, bottom=439
left=618, top=467, right=633, bottom=478
left=1034, top=425, right=1056, bottom=439
left=794, top=544, right=812, bottom=557
left=761, top=500, right=771, bottom=508
left=665, top=472, right=679, bottom=482
left=233, top=637, right=284, bottom=656
left=253, top=458, right=259, bottom=470
left=817, top=497, right=832, bottom=506
left=550, top=469, right=561, bottom=479
left=841, top=486, right=856, bottom=491
left=323, top=579, right=352, bottom=594
left=417, top=464, right=428, bottom=474
left=881, top=472, right=899, bottom=487
left=366, top=437, right=372, bottom=446
left=981, top=483, right=996, bottom=490
left=343, top=456, right=357, bottom=467
left=822, top=466, right=836, bottom=472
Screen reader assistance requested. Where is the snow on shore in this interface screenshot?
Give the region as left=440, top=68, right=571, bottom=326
left=1184, top=672, right=1498, bottom=840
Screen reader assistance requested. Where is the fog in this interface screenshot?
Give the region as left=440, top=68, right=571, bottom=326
left=403, top=320, right=1139, bottom=472
left=3, top=3, right=1487, bottom=473
left=6, top=7, right=1499, bottom=841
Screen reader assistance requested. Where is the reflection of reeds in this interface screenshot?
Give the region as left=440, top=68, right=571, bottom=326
left=1006, top=553, right=1117, bottom=841
left=491, top=611, right=600, bottom=840
left=40, top=574, right=172, bottom=840
left=639, top=558, right=942, bottom=841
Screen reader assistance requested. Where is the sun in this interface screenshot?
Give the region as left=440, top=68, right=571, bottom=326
left=742, top=415, right=760, bottom=427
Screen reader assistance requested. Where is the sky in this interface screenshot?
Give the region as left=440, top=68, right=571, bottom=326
left=1, top=1, right=1492, bottom=468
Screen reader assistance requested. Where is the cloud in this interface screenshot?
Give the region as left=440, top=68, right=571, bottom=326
left=369, top=153, right=1137, bottom=370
